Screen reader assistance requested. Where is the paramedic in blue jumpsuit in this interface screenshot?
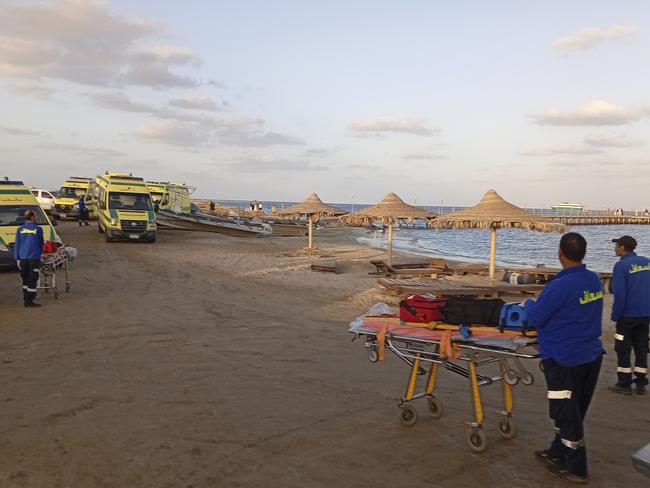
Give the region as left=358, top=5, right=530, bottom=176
left=524, top=232, right=604, bottom=484
left=14, top=210, right=44, bottom=308
left=609, top=235, right=650, bottom=395
left=78, top=195, right=89, bottom=226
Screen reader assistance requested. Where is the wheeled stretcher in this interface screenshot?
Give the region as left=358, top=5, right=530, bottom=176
left=38, top=247, right=72, bottom=299
left=349, top=314, right=540, bottom=453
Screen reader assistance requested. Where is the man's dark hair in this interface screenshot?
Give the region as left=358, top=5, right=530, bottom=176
left=560, top=232, right=587, bottom=262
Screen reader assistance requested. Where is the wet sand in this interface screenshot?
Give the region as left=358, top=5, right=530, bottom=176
left=0, top=222, right=647, bottom=488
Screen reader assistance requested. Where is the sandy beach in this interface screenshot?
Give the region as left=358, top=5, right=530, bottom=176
left=0, top=222, right=647, bottom=488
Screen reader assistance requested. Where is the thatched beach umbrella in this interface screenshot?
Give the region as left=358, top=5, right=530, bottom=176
left=430, top=189, right=566, bottom=279
left=341, top=192, right=436, bottom=265
left=279, top=193, right=347, bottom=250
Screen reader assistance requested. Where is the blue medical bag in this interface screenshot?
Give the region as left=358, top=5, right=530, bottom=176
left=499, top=303, right=533, bottom=332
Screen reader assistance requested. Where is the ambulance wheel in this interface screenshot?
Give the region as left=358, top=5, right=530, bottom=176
left=467, top=428, right=488, bottom=453
left=428, top=396, right=444, bottom=419
left=498, top=417, right=517, bottom=440
left=521, top=373, right=534, bottom=386
left=105, top=232, right=113, bottom=243
left=98, top=222, right=104, bottom=233
left=399, top=405, right=417, bottom=427
left=504, top=370, right=519, bottom=386
left=367, top=348, right=379, bottom=363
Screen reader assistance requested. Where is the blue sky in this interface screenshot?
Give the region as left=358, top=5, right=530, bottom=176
left=1, top=1, right=649, bottom=208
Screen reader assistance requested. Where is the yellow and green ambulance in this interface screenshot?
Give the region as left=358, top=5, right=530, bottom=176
left=146, top=181, right=169, bottom=206
left=94, top=172, right=157, bottom=243
left=0, top=180, right=60, bottom=267
left=52, top=176, right=94, bottom=220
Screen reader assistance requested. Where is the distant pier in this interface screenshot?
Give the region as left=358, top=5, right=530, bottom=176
left=547, top=215, right=650, bottom=225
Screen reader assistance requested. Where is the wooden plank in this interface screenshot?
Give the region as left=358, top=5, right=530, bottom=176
left=311, top=259, right=339, bottom=274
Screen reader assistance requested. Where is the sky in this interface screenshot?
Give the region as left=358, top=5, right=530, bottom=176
left=1, top=0, right=649, bottom=208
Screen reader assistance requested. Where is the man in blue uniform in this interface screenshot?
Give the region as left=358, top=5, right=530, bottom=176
left=14, top=210, right=44, bottom=308
left=525, top=232, right=604, bottom=484
left=610, top=235, right=650, bottom=395
left=78, top=195, right=89, bottom=226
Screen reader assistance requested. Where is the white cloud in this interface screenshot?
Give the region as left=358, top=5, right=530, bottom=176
left=132, top=120, right=213, bottom=147
left=346, top=117, right=439, bottom=137
left=584, top=132, right=645, bottom=148
left=552, top=24, right=635, bottom=52
left=225, top=154, right=327, bottom=173
left=218, top=130, right=305, bottom=147
left=402, top=153, right=445, bottom=160
left=518, top=145, right=605, bottom=157
left=36, top=142, right=125, bottom=159
left=92, top=91, right=156, bottom=113
left=530, top=100, right=645, bottom=126
left=4, top=83, right=56, bottom=99
left=0, top=125, right=42, bottom=136
left=168, top=95, right=223, bottom=111
left=0, top=0, right=200, bottom=89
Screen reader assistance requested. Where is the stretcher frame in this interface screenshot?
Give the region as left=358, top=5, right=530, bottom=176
left=38, top=250, right=72, bottom=299
left=351, top=320, right=539, bottom=453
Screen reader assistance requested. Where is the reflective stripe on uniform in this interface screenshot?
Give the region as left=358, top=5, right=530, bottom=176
left=561, top=438, right=585, bottom=450
left=634, top=367, right=648, bottom=374
left=22, top=286, right=27, bottom=289
left=547, top=390, right=572, bottom=399
left=26, top=288, right=37, bottom=292
left=617, top=367, right=633, bottom=373
left=615, top=333, right=625, bottom=341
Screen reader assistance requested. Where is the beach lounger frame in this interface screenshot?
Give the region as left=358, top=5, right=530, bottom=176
left=350, top=320, right=539, bottom=453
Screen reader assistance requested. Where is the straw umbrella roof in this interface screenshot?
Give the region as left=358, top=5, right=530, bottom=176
left=430, top=189, right=566, bottom=232
left=280, top=193, right=347, bottom=217
left=341, top=192, right=436, bottom=225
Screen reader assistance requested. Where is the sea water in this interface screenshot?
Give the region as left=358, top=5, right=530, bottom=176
left=357, top=225, right=650, bottom=273
left=213, top=199, right=648, bottom=272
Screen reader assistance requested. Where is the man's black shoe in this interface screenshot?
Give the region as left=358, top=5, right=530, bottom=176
left=608, top=383, right=632, bottom=395
left=24, top=302, right=42, bottom=308
left=636, top=384, right=647, bottom=395
left=547, top=462, right=588, bottom=484
left=534, top=449, right=560, bottom=466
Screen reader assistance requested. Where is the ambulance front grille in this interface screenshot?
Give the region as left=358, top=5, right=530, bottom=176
left=120, top=220, right=147, bottom=233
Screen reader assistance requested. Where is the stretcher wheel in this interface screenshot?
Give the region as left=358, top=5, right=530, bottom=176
left=497, top=417, right=517, bottom=440
left=65, top=283, right=71, bottom=293
left=367, top=348, right=378, bottom=363
left=54, top=289, right=59, bottom=299
left=466, top=428, right=488, bottom=453
left=521, top=373, right=534, bottom=386
left=538, top=361, right=545, bottom=373
left=428, top=397, right=444, bottom=419
left=399, top=405, right=418, bottom=427
left=504, top=370, right=519, bottom=386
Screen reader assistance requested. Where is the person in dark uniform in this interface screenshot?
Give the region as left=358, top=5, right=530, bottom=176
left=209, top=201, right=215, bottom=212
left=524, top=232, right=604, bottom=484
left=609, top=235, right=650, bottom=395
left=14, top=210, right=44, bottom=308
left=78, top=195, right=89, bottom=226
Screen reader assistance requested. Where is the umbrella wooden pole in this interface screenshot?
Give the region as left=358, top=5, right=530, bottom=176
left=388, top=221, right=393, bottom=266
left=489, top=227, right=497, bottom=280
left=308, top=216, right=313, bottom=251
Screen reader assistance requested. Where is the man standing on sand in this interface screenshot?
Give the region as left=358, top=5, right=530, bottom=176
left=524, top=232, right=604, bottom=484
left=14, top=210, right=44, bottom=308
left=78, top=195, right=89, bottom=226
left=609, top=235, right=650, bottom=395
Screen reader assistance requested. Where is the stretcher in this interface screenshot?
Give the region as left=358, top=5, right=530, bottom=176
left=349, top=311, right=540, bottom=453
left=38, top=247, right=72, bottom=299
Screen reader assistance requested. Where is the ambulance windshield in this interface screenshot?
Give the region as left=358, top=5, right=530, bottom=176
left=0, top=205, right=49, bottom=226
left=109, top=192, right=153, bottom=211
left=58, top=187, right=86, bottom=198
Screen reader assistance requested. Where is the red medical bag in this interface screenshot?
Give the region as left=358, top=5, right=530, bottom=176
left=399, top=294, right=447, bottom=324
left=42, top=241, right=58, bottom=254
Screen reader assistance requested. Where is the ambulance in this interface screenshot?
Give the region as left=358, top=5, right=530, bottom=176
left=94, top=172, right=157, bottom=243
left=146, top=181, right=169, bottom=206
left=0, top=180, right=60, bottom=267
left=52, top=176, right=94, bottom=220
left=159, top=182, right=192, bottom=214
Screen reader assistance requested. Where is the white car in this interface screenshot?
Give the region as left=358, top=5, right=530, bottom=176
left=30, top=188, right=55, bottom=212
